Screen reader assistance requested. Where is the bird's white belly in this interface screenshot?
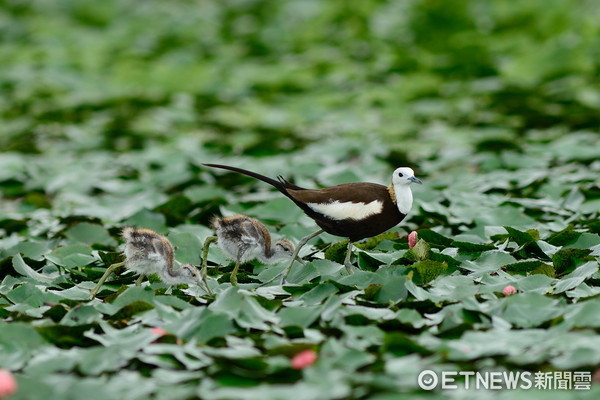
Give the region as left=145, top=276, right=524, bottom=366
left=307, top=200, right=383, bottom=221
left=125, top=247, right=165, bottom=274
left=218, top=237, right=261, bottom=263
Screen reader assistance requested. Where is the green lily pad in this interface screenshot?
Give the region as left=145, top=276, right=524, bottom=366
left=65, top=223, right=117, bottom=247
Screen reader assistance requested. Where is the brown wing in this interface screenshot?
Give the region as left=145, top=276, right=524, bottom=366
left=152, top=237, right=174, bottom=267
left=247, top=218, right=272, bottom=255
left=287, top=182, right=389, bottom=204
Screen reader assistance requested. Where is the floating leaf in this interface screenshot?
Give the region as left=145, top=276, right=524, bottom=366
left=278, top=306, right=322, bottom=329
left=503, top=260, right=545, bottom=275
left=12, top=253, right=55, bottom=283
left=124, top=209, right=168, bottom=233
left=416, top=230, right=453, bottom=247
left=46, top=244, right=96, bottom=268
left=409, top=260, right=448, bottom=285
left=411, top=239, right=430, bottom=261
left=382, top=333, right=432, bottom=357
left=65, top=223, right=117, bottom=247
left=374, top=276, right=408, bottom=304
left=323, top=240, right=349, bottom=264
left=553, top=262, right=598, bottom=294
left=451, top=241, right=496, bottom=252
left=552, top=248, right=592, bottom=275
left=154, top=195, right=193, bottom=225
left=546, top=226, right=582, bottom=246
left=500, top=293, right=563, bottom=328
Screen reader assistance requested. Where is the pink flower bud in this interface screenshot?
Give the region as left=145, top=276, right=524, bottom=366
left=0, top=369, right=17, bottom=399
left=408, top=231, right=418, bottom=249
left=502, top=285, right=517, bottom=296
left=291, top=350, right=317, bottom=370
left=150, top=327, right=168, bottom=336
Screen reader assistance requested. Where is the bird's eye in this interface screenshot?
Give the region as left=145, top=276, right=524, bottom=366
left=398, top=172, right=404, bottom=178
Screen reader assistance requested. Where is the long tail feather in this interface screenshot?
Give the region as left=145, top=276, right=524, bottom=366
left=203, top=163, right=295, bottom=195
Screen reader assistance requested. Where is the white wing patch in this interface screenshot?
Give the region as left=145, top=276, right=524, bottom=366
left=307, top=200, right=383, bottom=221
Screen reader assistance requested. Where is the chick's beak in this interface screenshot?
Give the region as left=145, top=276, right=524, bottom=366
left=295, top=256, right=306, bottom=265
left=408, top=176, right=422, bottom=184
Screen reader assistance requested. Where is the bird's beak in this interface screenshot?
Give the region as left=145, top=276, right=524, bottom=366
left=409, top=176, right=422, bottom=184
left=295, top=256, right=306, bottom=265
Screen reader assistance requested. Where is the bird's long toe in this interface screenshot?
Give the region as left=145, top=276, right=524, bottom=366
left=344, top=261, right=355, bottom=274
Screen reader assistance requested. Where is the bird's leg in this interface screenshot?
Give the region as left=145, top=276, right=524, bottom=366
left=343, top=241, right=355, bottom=274
left=90, top=261, right=125, bottom=298
left=279, top=229, right=324, bottom=285
left=135, top=274, right=145, bottom=286
left=198, top=270, right=213, bottom=296
left=201, top=236, right=217, bottom=280
left=201, top=235, right=218, bottom=294
left=199, top=236, right=217, bottom=295
left=230, top=260, right=241, bottom=286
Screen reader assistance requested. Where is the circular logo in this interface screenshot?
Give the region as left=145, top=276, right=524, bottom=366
left=418, top=370, right=438, bottom=391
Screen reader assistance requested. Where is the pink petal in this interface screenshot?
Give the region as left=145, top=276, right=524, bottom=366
left=502, top=285, right=517, bottom=296
left=0, top=369, right=17, bottom=398
left=291, top=350, right=317, bottom=370
left=408, top=231, right=418, bottom=249
left=150, top=327, right=168, bottom=336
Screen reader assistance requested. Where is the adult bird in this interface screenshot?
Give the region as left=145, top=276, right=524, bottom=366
left=202, top=214, right=298, bottom=285
left=203, top=164, right=422, bottom=282
left=90, top=227, right=207, bottom=297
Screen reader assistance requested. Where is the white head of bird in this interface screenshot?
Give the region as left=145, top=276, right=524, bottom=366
left=390, top=167, right=422, bottom=215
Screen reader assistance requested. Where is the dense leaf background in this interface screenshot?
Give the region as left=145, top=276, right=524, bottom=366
left=1, top=0, right=599, bottom=399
